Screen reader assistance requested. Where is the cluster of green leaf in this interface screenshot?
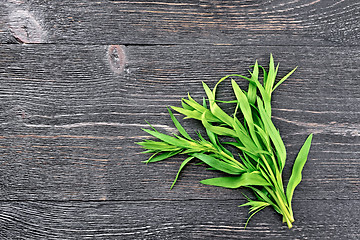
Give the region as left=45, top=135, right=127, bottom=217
left=138, top=55, right=313, bottom=229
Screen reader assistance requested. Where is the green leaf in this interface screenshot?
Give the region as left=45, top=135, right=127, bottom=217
left=254, top=124, right=271, bottom=151
left=212, top=74, right=250, bottom=96
left=239, top=200, right=270, bottom=228
left=265, top=54, right=275, bottom=94
left=286, top=134, right=313, bottom=207
left=200, top=171, right=271, bottom=188
left=142, top=128, right=193, bottom=149
left=167, top=108, right=192, bottom=140
left=210, top=102, right=235, bottom=127
left=171, top=106, right=202, bottom=121
left=137, top=140, right=181, bottom=152
left=146, top=150, right=182, bottom=163
left=274, top=63, right=279, bottom=87
left=202, top=81, right=215, bottom=102
left=258, top=65, right=268, bottom=85
left=231, top=79, right=260, bottom=147
left=248, top=186, right=281, bottom=213
left=170, top=156, right=194, bottom=189
left=201, top=111, right=237, bottom=138
left=214, top=134, right=234, bottom=158
left=202, top=97, right=207, bottom=108
left=181, top=99, right=194, bottom=110
left=232, top=117, right=260, bottom=156
left=184, top=94, right=208, bottom=113
left=239, top=155, right=256, bottom=172
left=213, top=74, right=229, bottom=95
left=272, top=66, right=297, bottom=92
left=203, top=81, right=235, bottom=127
left=224, top=74, right=252, bottom=82
left=247, top=61, right=258, bottom=105
left=224, top=142, right=257, bottom=159
left=241, top=73, right=271, bottom=113
left=172, top=105, right=220, bottom=123
left=206, top=129, right=217, bottom=146
left=240, top=200, right=270, bottom=209
left=257, top=98, right=286, bottom=170
left=139, top=56, right=309, bottom=229
left=225, top=141, right=269, bottom=158
left=192, top=153, right=244, bottom=175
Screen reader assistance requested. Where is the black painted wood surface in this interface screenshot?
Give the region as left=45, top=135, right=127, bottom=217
left=0, top=1, right=359, bottom=239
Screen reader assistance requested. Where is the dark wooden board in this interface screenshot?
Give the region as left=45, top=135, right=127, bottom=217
left=0, top=45, right=358, bottom=203
left=1, top=1, right=360, bottom=237
left=0, top=0, right=359, bottom=45
left=0, top=200, right=359, bottom=239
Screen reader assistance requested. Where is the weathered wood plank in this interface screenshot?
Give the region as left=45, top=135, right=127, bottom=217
left=0, top=199, right=358, bottom=239
left=0, top=45, right=359, bottom=201
left=0, top=0, right=359, bottom=45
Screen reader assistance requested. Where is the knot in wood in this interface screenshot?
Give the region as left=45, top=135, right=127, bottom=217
left=108, top=45, right=127, bottom=74
left=8, top=9, right=45, bottom=43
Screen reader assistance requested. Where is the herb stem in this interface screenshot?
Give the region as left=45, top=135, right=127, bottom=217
left=265, top=186, right=293, bottom=228
left=139, top=56, right=312, bottom=229
left=205, top=142, right=246, bottom=171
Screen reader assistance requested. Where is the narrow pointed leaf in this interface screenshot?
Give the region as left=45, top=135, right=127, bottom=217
left=206, top=129, right=217, bottom=146
left=210, top=102, right=234, bottom=127
left=170, top=156, right=194, bottom=189
left=254, top=124, right=271, bottom=150
left=213, top=75, right=230, bottom=95
left=266, top=54, right=275, bottom=93
left=258, top=65, right=268, bottom=85
left=257, top=98, right=286, bottom=170
left=203, top=80, right=235, bottom=127
left=231, top=79, right=260, bottom=147
left=139, top=56, right=310, bottom=229
left=247, top=60, right=258, bottom=105
left=286, top=134, right=313, bottom=206
left=272, top=67, right=297, bottom=92
left=201, top=111, right=237, bottom=138
left=171, top=106, right=202, bottom=121
left=202, top=81, right=215, bottom=102
left=192, top=153, right=244, bottom=174
left=146, top=150, right=182, bottom=163
left=184, top=95, right=208, bottom=113
left=181, top=99, right=194, bottom=110
left=200, top=171, right=270, bottom=188
left=239, top=154, right=256, bottom=172
left=168, top=108, right=192, bottom=140
left=214, top=135, right=234, bottom=157
left=137, top=140, right=181, bottom=152
left=242, top=74, right=271, bottom=112
left=202, top=97, right=207, bottom=108
left=142, top=128, right=193, bottom=149
left=232, top=117, right=259, bottom=155
left=239, top=200, right=270, bottom=209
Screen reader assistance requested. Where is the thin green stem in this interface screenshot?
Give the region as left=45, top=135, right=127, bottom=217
left=265, top=186, right=293, bottom=228
left=204, top=142, right=246, bottom=171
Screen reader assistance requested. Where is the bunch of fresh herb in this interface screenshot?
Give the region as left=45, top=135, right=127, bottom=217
left=138, top=55, right=312, bottom=228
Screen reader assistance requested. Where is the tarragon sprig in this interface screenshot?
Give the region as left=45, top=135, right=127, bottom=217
left=138, top=55, right=313, bottom=229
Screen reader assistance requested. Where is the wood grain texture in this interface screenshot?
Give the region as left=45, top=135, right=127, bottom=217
left=0, top=200, right=359, bottom=239
left=0, top=1, right=359, bottom=238
left=0, top=45, right=358, bottom=203
left=0, top=0, right=359, bottom=45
